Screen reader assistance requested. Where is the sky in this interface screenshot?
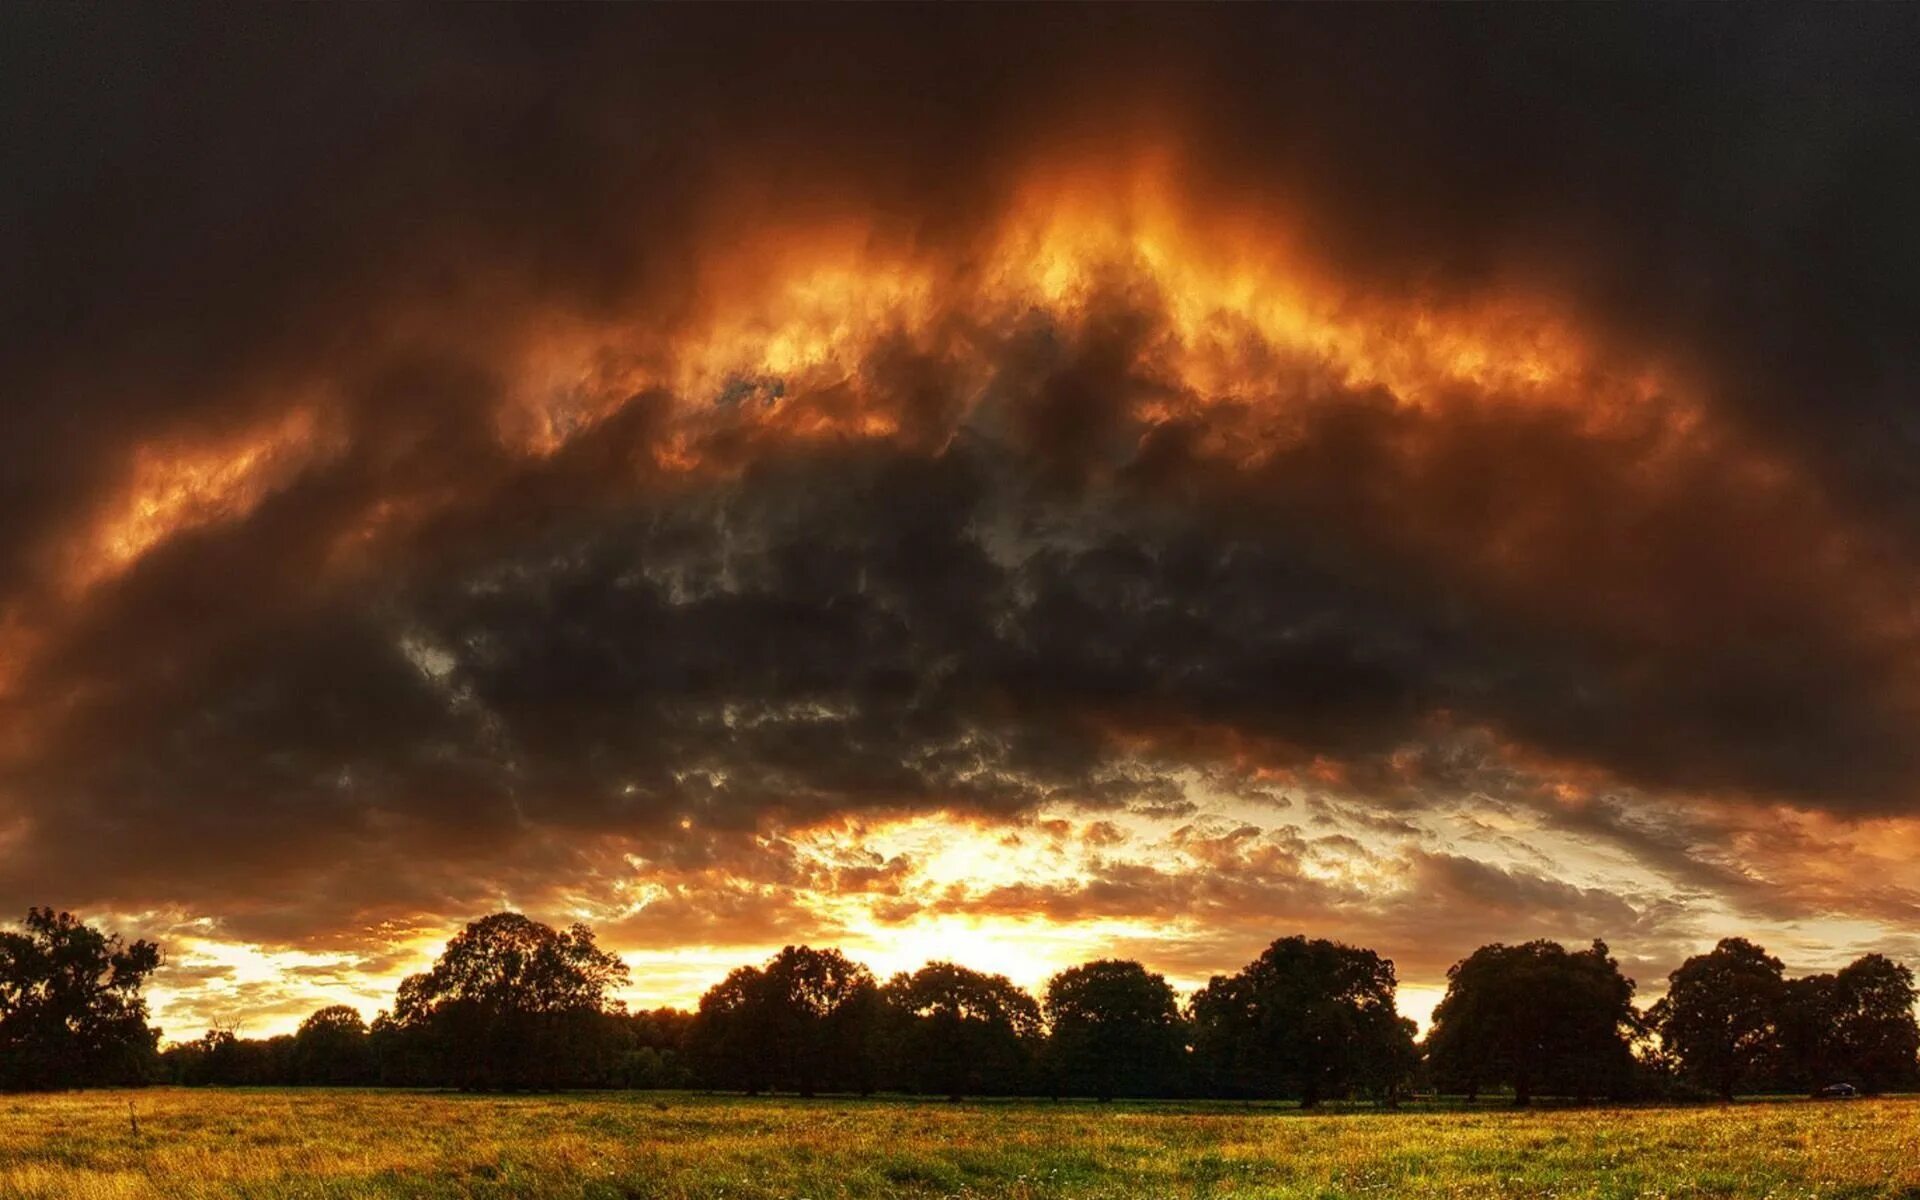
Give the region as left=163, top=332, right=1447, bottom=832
left=6, top=7, right=1920, bottom=1041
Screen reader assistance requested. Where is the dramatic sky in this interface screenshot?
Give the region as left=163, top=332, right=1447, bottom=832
left=7, top=8, right=1920, bottom=1040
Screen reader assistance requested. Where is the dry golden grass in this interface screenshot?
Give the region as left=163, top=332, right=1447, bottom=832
left=2, top=1089, right=1917, bottom=1199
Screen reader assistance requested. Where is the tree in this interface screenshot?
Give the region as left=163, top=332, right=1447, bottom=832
left=1426, top=939, right=1639, bottom=1105
left=0, top=908, right=162, bottom=1090
left=1830, top=954, right=1920, bottom=1093
left=762, top=946, right=884, bottom=1096
left=687, top=946, right=882, bottom=1095
left=1189, top=936, right=1415, bottom=1106
left=292, top=1005, right=374, bottom=1085
left=387, top=911, right=630, bottom=1089
left=1777, top=954, right=1920, bottom=1095
left=884, top=963, right=1042, bottom=1099
left=163, top=1028, right=238, bottom=1086
left=1775, top=971, right=1840, bottom=1094
left=163, top=1027, right=297, bottom=1086
left=1043, top=959, right=1186, bottom=1099
left=369, top=1009, right=436, bottom=1087
left=689, top=964, right=776, bottom=1093
left=614, top=1007, right=695, bottom=1089
left=1649, top=937, right=1783, bottom=1101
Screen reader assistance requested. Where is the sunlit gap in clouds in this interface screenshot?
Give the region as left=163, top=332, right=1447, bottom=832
left=130, top=759, right=1879, bottom=1043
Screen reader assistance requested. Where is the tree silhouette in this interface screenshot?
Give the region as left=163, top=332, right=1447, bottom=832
left=165, top=1028, right=240, bottom=1086
left=883, top=963, right=1041, bottom=1099
left=1649, top=937, right=1783, bottom=1101
left=688, top=964, right=775, bottom=1093
left=1043, top=959, right=1186, bottom=1099
left=612, top=1007, right=695, bottom=1088
left=688, top=946, right=882, bottom=1095
left=0, top=908, right=161, bottom=1091
left=1775, top=953, right=1919, bottom=1095
left=292, top=1005, right=374, bottom=1085
left=1830, top=954, right=1920, bottom=1093
left=1189, top=935, right=1415, bottom=1106
left=386, top=911, right=629, bottom=1089
left=20, top=906, right=1901, bottom=1103
left=163, top=1026, right=297, bottom=1085
left=368, top=1009, right=435, bottom=1086
left=1425, top=939, right=1638, bottom=1104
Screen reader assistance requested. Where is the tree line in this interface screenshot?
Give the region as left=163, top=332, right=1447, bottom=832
left=4, top=907, right=1916, bottom=1102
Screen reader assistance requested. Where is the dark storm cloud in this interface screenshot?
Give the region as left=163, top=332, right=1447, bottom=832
left=3, top=5, right=1920, bottom=944
left=0, top=412, right=1901, bottom=928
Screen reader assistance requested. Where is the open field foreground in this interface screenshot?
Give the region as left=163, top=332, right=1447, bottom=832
left=4, top=1092, right=1920, bottom=1200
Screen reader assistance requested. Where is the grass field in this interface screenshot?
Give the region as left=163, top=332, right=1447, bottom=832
left=3, top=1090, right=1918, bottom=1200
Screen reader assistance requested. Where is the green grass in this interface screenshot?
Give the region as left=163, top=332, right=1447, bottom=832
left=3, top=1090, right=1919, bottom=1199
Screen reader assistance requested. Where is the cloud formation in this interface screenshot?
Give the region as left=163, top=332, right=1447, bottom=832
left=5, top=7, right=1920, bottom=1035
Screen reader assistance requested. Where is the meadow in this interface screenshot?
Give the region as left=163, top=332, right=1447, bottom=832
left=3, top=1090, right=1917, bottom=1200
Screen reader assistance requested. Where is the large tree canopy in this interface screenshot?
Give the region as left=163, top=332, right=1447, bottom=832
left=884, top=962, right=1043, bottom=1099
left=1825, top=955, right=1920, bottom=1094
left=0, top=908, right=161, bottom=1091
left=394, top=912, right=629, bottom=1020
left=688, top=946, right=882, bottom=1096
left=1425, top=939, right=1639, bottom=1104
left=1043, top=959, right=1186, bottom=1100
left=292, top=1004, right=373, bottom=1086
left=386, top=911, right=630, bottom=1090
left=1649, top=937, right=1785, bottom=1101
left=1722, top=948, right=1919, bottom=1096
left=1189, top=935, right=1415, bottom=1105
